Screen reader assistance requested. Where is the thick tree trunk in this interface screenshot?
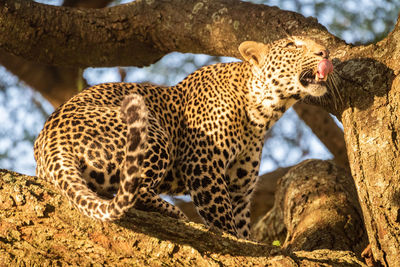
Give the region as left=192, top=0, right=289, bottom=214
left=296, top=18, right=400, bottom=266
left=0, top=168, right=366, bottom=266
left=337, top=31, right=400, bottom=266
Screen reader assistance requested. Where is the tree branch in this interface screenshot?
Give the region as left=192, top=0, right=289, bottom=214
left=0, top=169, right=365, bottom=266
left=0, top=0, right=345, bottom=68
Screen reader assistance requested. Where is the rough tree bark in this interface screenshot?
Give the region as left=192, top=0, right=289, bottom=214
left=1, top=0, right=400, bottom=266
left=0, top=0, right=344, bottom=67
left=252, top=160, right=367, bottom=254
left=336, top=29, right=400, bottom=266
left=0, top=167, right=366, bottom=266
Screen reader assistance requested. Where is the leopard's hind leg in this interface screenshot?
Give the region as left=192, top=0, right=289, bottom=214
left=33, top=94, right=149, bottom=221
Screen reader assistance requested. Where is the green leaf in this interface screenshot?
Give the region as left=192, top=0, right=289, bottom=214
left=272, top=240, right=281, bottom=247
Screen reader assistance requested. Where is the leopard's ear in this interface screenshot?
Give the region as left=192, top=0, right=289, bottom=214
left=239, top=41, right=267, bottom=66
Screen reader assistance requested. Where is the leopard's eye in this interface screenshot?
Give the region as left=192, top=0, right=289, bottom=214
left=285, top=41, right=297, bottom=48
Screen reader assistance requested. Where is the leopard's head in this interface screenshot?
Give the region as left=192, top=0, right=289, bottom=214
left=239, top=37, right=333, bottom=100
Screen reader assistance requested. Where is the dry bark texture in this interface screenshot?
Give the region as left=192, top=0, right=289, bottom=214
left=252, top=160, right=367, bottom=255
left=325, top=19, right=400, bottom=266
left=0, top=169, right=366, bottom=266
left=0, top=0, right=345, bottom=67
left=0, top=0, right=400, bottom=266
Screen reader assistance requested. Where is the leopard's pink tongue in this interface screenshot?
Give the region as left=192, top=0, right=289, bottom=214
left=317, top=59, right=334, bottom=79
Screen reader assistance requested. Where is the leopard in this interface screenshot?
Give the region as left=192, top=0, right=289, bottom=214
left=34, top=36, right=334, bottom=239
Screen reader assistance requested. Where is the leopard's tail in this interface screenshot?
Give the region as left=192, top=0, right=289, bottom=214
left=104, top=94, right=149, bottom=220
left=34, top=94, right=148, bottom=221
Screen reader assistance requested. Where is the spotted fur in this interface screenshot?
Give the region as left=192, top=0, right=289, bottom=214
left=34, top=37, right=332, bottom=239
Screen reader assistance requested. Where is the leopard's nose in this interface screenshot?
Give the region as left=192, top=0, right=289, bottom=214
left=314, top=49, right=330, bottom=59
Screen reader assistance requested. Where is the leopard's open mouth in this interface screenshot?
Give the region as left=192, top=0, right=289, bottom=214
left=299, top=69, right=327, bottom=88
left=298, top=59, right=333, bottom=97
